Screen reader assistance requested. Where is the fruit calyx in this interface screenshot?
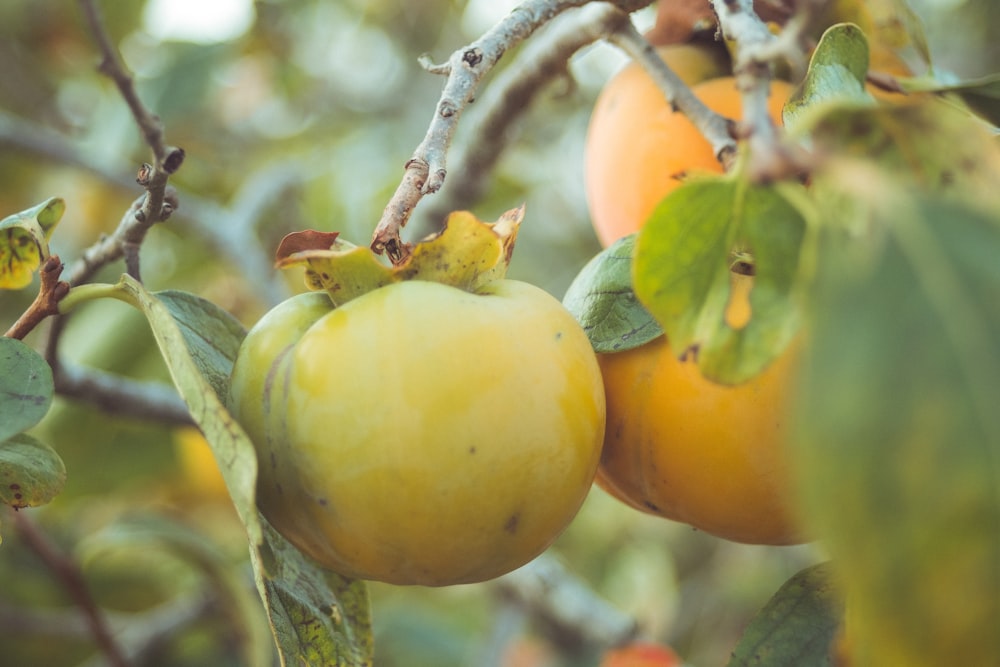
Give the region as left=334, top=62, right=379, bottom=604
left=275, top=205, right=523, bottom=306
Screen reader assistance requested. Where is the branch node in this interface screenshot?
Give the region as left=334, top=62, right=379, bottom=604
left=163, top=146, right=186, bottom=174
left=462, top=48, right=484, bottom=68
left=418, top=53, right=450, bottom=75
left=4, top=255, right=70, bottom=339
left=136, top=163, right=153, bottom=186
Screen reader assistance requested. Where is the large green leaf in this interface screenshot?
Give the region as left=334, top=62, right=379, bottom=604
left=728, top=563, right=842, bottom=667
left=0, top=197, right=65, bottom=289
left=632, top=178, right=808, bottom=384
left=0, top=433, right=66, bottom=509
left=791, top=192, right=1000, bottom=666
left=562, top=234, right=662, bottom=354
left=0, top=337, right=54, bottom=442
left=102, top=275, right=373, bottom=667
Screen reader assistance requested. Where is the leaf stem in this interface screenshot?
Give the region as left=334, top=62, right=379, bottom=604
left=56, top=281, right=134, bottom=314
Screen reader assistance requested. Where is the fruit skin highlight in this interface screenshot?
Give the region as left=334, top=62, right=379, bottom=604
left=595, top=272, right=803, bottom=545
left=228, top=280, right=606, bottom=586
left=585, top=64, right=792, bottom=247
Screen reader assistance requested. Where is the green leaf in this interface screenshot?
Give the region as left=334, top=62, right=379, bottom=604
left=901, top=72, right=1000, bottom=126
left=108, top=275, right=372, bottom=667
left=0, top=197, right=65, bottom=289
left=156, top=290, right=249, bottom=403
left=562, top=234, right=662, bottom=353
left=632, top=178, right=807, bottom=384
left=252, top=518, right=373, bottom=667
left=0, top=337, right=54, bottom=442
left=791, top=193, right=1000, bottom=666
left=784, top=23, right=875, bottom=131
left=728, top=563, right=842, bottom=667
left=0, top=433, right=66, bottom=508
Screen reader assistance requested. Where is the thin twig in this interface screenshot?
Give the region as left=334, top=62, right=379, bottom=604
left=11, top=510, right=131, bottom=667
left=0, top=113, right=291, bottom=305
left=416, top=4, right=631, bottom=234
left=604, top=12, right=737, bottom=168
left=77, top=0, right=185, bottom=281
left=370, top=0, right=654, bottom=264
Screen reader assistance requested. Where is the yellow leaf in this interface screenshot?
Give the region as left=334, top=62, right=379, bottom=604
left=0, top=197, right=65, bottom=290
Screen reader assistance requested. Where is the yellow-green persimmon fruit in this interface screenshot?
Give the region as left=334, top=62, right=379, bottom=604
left=228, top=280, right=606, bottom=586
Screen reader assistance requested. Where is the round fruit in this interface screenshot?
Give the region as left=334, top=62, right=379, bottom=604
left=585, top=70, right=792, bottom=246
left=173, top=426, right=228, bottom=502
left=595, top=272, right=803, bottom=545
left=600, top=642, right=681, bottom=667
left=228, top=280, right=606, bottom=585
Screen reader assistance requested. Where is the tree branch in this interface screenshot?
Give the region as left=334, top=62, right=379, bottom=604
left=604, top=12, right=738, bottom=168
left=416, top=4, right=631, bottom=234
left=52, top=360, right=193, bottom=425
left=493, top=554, right=639, bottom=651
left=708, top=0, right=814, bottom=181
left=370, top=0, right=654, bottom=264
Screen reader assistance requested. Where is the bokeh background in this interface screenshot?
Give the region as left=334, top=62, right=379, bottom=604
left=1, top=1, right=996, bottom=665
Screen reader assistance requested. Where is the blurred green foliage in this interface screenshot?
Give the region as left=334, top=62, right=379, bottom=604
left=0, top=0, right=993, bottom=665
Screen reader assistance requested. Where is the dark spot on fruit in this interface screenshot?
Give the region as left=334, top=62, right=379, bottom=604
left=318, top=498, right=328, bottom=506
left=9, top=484, right=20, bottom=490
left=643, top=500, right=661, bottom=512
left=469, top=446, right=477, bottom=455
left=14, top=493, right=23, bottom=501
left=554, top=331, right=563, bottom=340
left=504, top=513, right=520, bottom=534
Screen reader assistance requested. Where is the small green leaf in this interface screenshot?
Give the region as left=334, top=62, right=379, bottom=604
left=0, top=197, right=65, bottom=289
left=562, top=234, right=662, bottom=353
left=252, top=518, right=373, bottom=667
left=0, top=433, right=66, bottom=508
left=0, top=337, right=54, bottom=442
left=783, top=23, right=875, bottom=131
left=728, top=563, right=842, bottom=667
left=791, top=192, right=1000, bottom=666
left=632, top=178, right=807, bottom=384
